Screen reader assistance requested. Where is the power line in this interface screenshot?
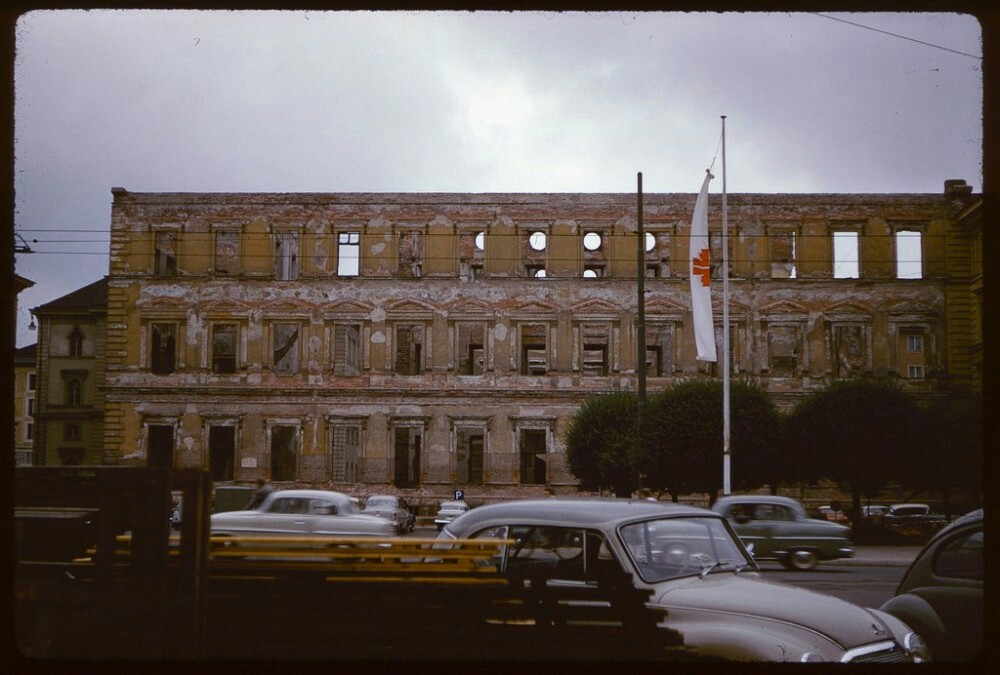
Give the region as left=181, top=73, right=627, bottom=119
left=811, top=13, right=982, bottom=61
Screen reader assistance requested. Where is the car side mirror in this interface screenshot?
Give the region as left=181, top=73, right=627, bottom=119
left=745, top=542, right=755, bottom=557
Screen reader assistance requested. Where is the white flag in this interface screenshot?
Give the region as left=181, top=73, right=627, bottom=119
left=689, top=172, right=717, bottom=362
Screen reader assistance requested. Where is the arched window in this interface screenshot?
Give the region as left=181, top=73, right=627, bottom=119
left=68, top=327, right=84, bottom=357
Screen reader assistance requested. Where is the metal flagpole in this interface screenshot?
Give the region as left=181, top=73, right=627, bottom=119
left=636, top=172, right=646, bottom=490
left=721, top=115, right=731, bottom=496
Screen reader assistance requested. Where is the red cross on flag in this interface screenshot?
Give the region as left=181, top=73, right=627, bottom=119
left=689, top=171, right=717, bottom=362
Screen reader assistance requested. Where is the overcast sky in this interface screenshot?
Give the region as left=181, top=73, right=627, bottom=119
left=12, top=9, right=983, bottom=347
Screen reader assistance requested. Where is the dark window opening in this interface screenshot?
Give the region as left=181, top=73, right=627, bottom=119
left=151, top=323, right=177, bottom=374
left=270, top=425, right=298, bottom=482
left=212, top=324, right=237, bottom=374
left=519, top=429, right=547, bottom=485
left=209, top=425, right=235, bottom=482
left=148, top=424, right=174, bottom=469
left=393, top=427, right=421, bottom=488
left=394, top=325, right=423, bottom=375
left=155, top=231, right=177, bottom=276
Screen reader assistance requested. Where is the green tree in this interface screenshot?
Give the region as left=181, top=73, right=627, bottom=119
left=643, top=379, right=781, bottom=500
left=565, top=391, right=641, bottom=497
left=908, top=389, right=983, bottom=516
left=784, top=379, right=922, bottom=518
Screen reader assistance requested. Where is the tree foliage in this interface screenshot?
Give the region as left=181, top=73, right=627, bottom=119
left=908, top=389, right=983, bottom=513
left=642, top=379, right=781, bottom=499
left=564, top=391, right=640, bottom=497
left=784, top=379, right=923, bottom=516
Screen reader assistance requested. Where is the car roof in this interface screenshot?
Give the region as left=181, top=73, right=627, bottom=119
left=439, top=501, right=467, bottom=508
left=928, top=508, right=983, bottom=542
left=713, top=495, right=802, bottom=508
left=266, top=489, right=353, bottom=502
left=890, top=503, right=929, bottom=509
left=445, top=497, right=713, bottom=535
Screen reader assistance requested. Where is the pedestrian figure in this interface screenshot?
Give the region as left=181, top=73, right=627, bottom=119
left=246, top=477, right=275, bottom=509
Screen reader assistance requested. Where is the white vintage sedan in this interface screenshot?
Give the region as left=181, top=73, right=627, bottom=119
left=210, top=489, right=396, bottom=537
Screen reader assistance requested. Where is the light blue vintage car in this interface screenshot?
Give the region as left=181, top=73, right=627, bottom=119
left=712, top=495, right=855, bottom=570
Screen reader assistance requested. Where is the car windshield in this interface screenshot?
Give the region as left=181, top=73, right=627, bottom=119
left=440, top=502, right=467, bottom=511
left=366, top=498, right=394, bottom=508
left=619, top=516, right=753, bottom=582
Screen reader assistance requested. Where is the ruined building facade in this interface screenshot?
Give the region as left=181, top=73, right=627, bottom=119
left=92, top=183, right=979, bottom=493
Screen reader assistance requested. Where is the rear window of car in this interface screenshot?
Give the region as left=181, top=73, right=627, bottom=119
left=933, top=529, right=983, bottom=580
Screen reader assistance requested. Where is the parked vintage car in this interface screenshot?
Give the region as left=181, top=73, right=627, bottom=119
left=210, top=489, right=396, bottom=537
left=884, top=503, right=950, bottom=533
left=817, top=505, right=850, bottom=523
left=362, top=495, right=415, bottom=534
left=880, top=509, right=983, bottom=662
left=437, top=498, right=929, bottom=662
left=862, top=504, right=890, bottom=518
left=711, top=495, right=854, bottom=570
left=434, top=500, right=469, bottom=530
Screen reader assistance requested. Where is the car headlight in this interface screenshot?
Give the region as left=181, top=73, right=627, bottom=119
left=904, top=632, right=931, bottom=663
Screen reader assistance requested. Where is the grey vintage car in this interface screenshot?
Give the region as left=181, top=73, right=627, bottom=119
left=438, top=498, right=928, bottom=662
left=210, top=489, right=396, bottom=537
left=880, top=509, right=983, bottom=661
left=362, top=495, right=415, bottom=534
left=712, top=495, right=854, bottom=570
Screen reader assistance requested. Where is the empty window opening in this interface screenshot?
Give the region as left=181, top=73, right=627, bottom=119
left=456, top=428, right=485, bottom=485
left=270, top=425, right=298, bottom=481
left=155, top=231, right=177, bottom=276
left=520, top=325, right=548, bottom=375
left=519, top=429, right=547, bottom=485
left=394, top=324, right=424, bottom=375
left=330, top=425, right=360, bottom=483
left=214, top=230, right=240, bottom=274
left=151, top=323, right=176, bottom=374
left=209, top=425, right=236, bottom=482
left=768, top=325, right=799, bottom=377
left=398, top=231, right=423, bottom=278
left=148, top=424, right=174, bottom=469
left=275, top=232, right=299, bottom=280
left=458, top=324, right=486, bottom=375
left=272, top=323, right=300, bottom=374
left=833, top=231, right=859, bottom=279
left=338, top=232, right=360, bottom=276
left=771, top=231, right=797, bottom=279
left=212, top=324, right=238, bottom=374
left=895, top=231, right=923, bottom=279
left=581, top=324, right=610, bottom=376
left=333, top=324, right=362, bottom=376
left=393, top=426, right=421, bottom=488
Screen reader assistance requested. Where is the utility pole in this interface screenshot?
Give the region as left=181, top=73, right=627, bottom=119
left=636, top=172, right=646, bottom=490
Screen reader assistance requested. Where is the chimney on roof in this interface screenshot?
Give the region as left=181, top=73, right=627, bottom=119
left=944, top=179, right=973, bottom=198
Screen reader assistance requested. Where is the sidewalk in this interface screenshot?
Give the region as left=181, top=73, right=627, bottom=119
left=827, top=545, right=922, bottom=567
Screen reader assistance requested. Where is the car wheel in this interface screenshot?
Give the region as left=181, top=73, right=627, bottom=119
left=786, top=549, right=819, bottom=571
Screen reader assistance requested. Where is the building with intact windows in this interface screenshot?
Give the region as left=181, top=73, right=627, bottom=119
left=14, top=343, right=37, bottom=466
left=54, top=181, right=979, bottom=495
left=29, top=277, right=108, bottom=467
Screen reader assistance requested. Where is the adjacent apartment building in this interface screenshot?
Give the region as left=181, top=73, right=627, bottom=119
left=49, top=180, right=969, bottom=496
left=14, top=344, right=37, bottom=466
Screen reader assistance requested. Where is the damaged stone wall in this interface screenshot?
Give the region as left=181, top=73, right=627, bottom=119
left=101, top=188, right=972, bottom=492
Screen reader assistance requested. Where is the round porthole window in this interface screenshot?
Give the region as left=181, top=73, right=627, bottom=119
left=529, top=231, right=547, bottom=251
left=584, top=232, right=602, bottom=251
